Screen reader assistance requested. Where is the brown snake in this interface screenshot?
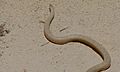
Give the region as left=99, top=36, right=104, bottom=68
left=44, top=4, right=111, bottom=72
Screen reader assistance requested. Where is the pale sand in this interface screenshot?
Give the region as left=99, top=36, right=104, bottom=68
left=0, top=0, right=119, bottom=72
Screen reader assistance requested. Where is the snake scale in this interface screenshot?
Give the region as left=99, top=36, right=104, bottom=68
left=44, top=4, right=111, bottom=72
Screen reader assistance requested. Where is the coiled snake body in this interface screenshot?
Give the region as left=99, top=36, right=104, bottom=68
left=44, top=4, right=111, bottom=72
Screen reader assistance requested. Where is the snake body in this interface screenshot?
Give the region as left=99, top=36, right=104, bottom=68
left=44, top=4, right=111, bottom=72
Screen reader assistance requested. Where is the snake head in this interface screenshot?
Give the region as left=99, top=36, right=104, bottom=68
left=49, top=4, right=54, bottom=12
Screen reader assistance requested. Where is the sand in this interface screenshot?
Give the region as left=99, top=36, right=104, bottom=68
left=0, top=0, right=120, bottom=72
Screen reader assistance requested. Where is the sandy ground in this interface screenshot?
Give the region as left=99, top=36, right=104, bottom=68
left=0, top=0, right=120, bottom=72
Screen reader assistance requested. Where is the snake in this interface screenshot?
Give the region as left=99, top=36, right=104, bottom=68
left=44, top=4, right=111, bottom=72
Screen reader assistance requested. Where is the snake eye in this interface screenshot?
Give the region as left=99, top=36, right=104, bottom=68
left=49, top=7, right=51, bottom=12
